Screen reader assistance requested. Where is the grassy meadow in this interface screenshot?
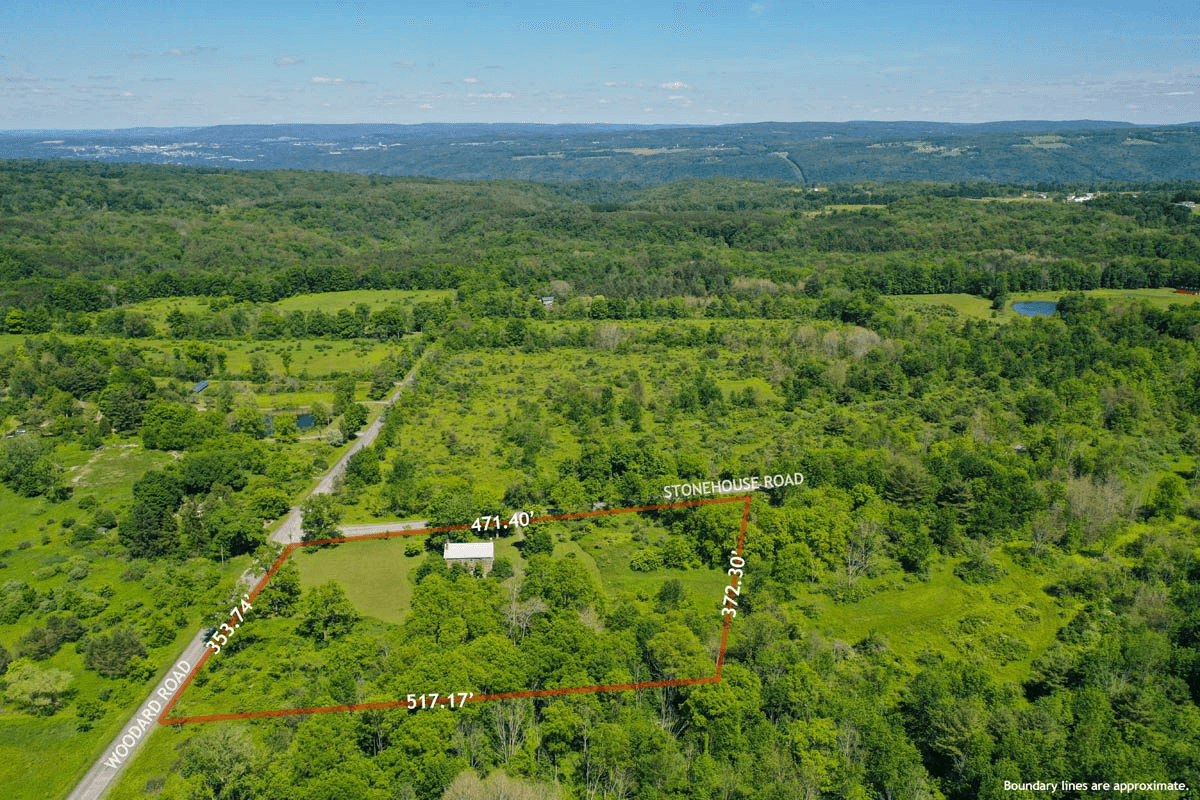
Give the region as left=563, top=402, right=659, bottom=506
left=891, top=287, right=1200, bottom=322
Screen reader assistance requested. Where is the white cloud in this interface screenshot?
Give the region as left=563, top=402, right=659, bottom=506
left=393, top=60, right=416, bottom=68
left=311, top=75, right=348, bottom=85
left=420, top=103, right=433, bottom=108
left=467, top=91, right=513, bottom=98
left=275, top=57, right=303, bottom=67
left=668, top=95, right=686, bottom=100
left=1163, top=90, right=1195, bottom=96
left=750, top=2, right=766, bottom=15
left=463, top=76, right=480, bottom=83
left=164, top=46, right=217, bottom=57
left=660, top=81, right=690, bottom=90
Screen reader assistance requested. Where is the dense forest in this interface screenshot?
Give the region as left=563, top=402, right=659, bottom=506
left=0, top=165, right=1198, bottom=800
left=1, top=161, right=1199, bottom=326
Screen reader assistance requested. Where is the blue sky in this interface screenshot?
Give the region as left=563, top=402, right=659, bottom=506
left=1, top=0, right=1197, bottom=128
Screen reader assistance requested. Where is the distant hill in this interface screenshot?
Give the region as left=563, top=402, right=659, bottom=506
left=1, top=120, right=1196, bottom=185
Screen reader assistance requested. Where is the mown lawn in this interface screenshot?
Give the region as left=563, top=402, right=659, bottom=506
left=293, top=537, right=425, bottom=625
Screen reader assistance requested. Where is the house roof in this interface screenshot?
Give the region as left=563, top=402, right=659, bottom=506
left=444, top=542, right=494, bottom=560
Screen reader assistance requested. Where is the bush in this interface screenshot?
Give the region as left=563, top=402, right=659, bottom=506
left=75, top=698, right=105, bottom=732
left=3, top=661, right=73, bottom=715
left=0, top=581, right=38, bottom=623
left=630, top=549, right=664, bottom=572
left=522, top=527, right=554, bottom=557
left=71, top=525, right=100, bottom=545
left=955, top=549, right=1003, bottom=584
left=655, top=578, right=685, bottom=610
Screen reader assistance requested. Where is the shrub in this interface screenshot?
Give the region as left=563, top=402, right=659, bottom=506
left=630, top=549, right=664, bottom=572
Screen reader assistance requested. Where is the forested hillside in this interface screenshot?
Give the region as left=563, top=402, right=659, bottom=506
left=2, top=121, right=1198, bottom=185
left=1, top=162, right=1198, bottom=325
left=0, top=164, right=1198, bottom=800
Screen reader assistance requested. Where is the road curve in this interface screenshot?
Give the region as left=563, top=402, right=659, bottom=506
left=271, top=354, right=427, bottom=545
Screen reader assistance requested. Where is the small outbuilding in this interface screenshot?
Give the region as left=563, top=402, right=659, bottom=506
left=443, top=541, right=494, bottom=575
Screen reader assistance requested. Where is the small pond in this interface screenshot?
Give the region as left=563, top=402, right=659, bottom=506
left=1012, top=301, right=1057, bottom=317
left=263, top=412, right=317, bottom=436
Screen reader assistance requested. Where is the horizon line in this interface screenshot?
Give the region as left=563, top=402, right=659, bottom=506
left=4, top=118, right=1199, bottom=135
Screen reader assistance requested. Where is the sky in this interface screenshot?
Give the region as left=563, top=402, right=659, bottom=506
left=1, top=0, right=1198, bottom=129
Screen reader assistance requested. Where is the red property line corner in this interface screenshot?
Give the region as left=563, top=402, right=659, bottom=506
left=159, top=495, right=752, bottom=725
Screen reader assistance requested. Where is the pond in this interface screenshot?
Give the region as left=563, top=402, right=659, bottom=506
left=1012, top=301, right=1057, bottom=317
left=264, top=412, right=316, bottom=436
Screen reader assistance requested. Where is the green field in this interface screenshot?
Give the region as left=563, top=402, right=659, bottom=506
left=891, top=287, right=1200, bottom=321
left=1008, top=287, right=1200, bottom=309
left=198, top=338, right=400, bottom=377
left=0, top=333, right=404, bottom=383
left=273, top=289, right=453, bottom=313
left=889, top=293, right=997, bottom=319
left=802, top=549, right=1069, bottom=685
left=124, top=290, right=452, bottom=326
left=294, top=537, right=426, bottom=625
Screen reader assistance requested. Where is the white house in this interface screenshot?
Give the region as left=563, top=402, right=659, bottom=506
left=444, top=541, right=495, bottom=575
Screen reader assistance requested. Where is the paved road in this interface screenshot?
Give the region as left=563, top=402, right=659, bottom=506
left=66, top=630, right=208, bottom=800
left=338, top=520, right=430, bottom=536
left=69, top=353, right=429, bottom=800
left=271, top=356, right=427, bottom=545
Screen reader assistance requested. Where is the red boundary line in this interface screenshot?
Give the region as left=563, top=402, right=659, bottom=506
left=159, top=495, right=751, bottom=725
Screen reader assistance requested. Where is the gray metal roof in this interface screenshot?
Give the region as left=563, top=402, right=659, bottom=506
left=444, top=542, right=494, bottom=559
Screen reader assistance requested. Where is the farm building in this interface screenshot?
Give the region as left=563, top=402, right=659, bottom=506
left=443, top=541, right=494, bottom=575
